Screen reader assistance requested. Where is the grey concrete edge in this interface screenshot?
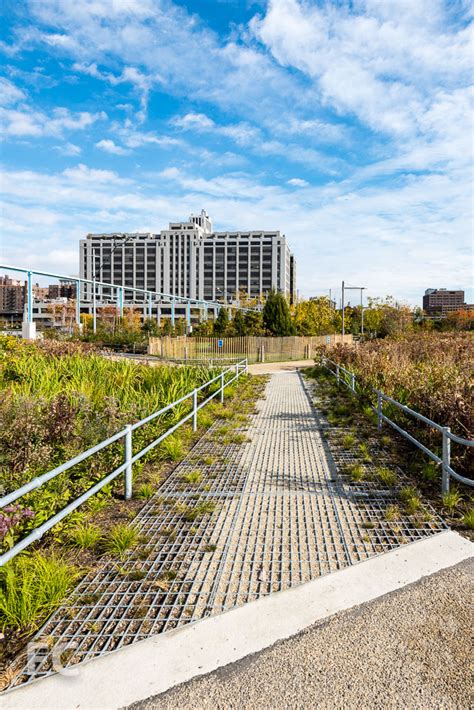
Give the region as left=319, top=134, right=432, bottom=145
left=3, top=530, right=472, bottom=710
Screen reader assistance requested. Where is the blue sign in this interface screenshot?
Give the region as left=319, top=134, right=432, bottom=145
left=326, top=335, right=331, bottom=345
left=217, top=339, right=223, bottom=348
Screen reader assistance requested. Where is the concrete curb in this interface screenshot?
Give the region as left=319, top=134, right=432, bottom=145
left=3, top=530, right=472, bottom=710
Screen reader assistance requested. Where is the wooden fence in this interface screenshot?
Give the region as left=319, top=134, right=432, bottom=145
left=148, top=334, right=353, bottom=363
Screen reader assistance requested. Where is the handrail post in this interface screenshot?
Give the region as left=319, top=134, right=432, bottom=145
left=220, top=372, right=225, bottom=403
left=192, top=389, right=198, bottom=432
left=245, top=358, right=248, bottom=374
left=235, top=362, right=239, bottom=379
left=124, top=425, right=133, bottom=500
left=351, top=373, right=356, bottom=392
left=336, top=364, right=340, bottom=384
left=442, top=426, right=451, bottom=494
left=377, top=391, right=383, bottom=430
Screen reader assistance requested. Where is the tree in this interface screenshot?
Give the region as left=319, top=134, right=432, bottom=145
left=232, top=309, right=246, bottom=335
left=142, top=317, right=160, bottom=337
left=244, top=310, right=264, bottom=335
left=213, top=307, right=229, bottom=336
left=161, top=317, right=173, bottom=335
left=293, top=297, right=335, bottom=335
left=445, top=309, right=474, bottom=331
left=263, top=290, right=294, bottom=336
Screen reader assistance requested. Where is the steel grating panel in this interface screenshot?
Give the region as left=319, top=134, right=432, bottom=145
left=5, top=371, right=445, bottom=690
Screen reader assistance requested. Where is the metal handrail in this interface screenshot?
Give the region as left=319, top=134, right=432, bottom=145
left=0, top=359, right=248, bottom=566
left=320, top=356, right=473, bottom=493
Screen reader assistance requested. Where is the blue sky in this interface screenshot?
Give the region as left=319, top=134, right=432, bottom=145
left=0, top=0, right=472, bottom=306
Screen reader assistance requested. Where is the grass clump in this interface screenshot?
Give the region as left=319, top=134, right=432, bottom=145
left=0, top=552, right=80, bottom=632
left=347, top=464, right=365, bottom=482
left=399, top=486, right=422, bottom=515
left=68, top=522, right=102, bottom=550
left=183, top=470, right=203, bottom=485
left=105, top=523, right=139, bottom=559
left=200, top=455, right=216, bottom=466
left=358, top=443, right=372, bottom=463
left=462, top=508, right=474, bottom=530
left=384, top=505, right=401, bottom=522
left=376, top=467, right=398, bottom=487
left=160, top=435, right=184, bottom=461
left=181, top=501, right=217, bottom=522
left=136, top=483, right=155, bottom=500
left=341, top=433, right=356, bottom=448
left=441, top=489, right=462, bottom=514
left=421, top=462, right=438, bottom=483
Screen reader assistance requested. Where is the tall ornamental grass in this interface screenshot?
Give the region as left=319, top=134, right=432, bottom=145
left=0, top=337, right=221, bottom=548
left=318, top=333, right=473, bottom=475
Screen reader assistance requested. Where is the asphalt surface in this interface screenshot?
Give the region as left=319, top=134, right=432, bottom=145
left=128, top=558, right=473, bottom=710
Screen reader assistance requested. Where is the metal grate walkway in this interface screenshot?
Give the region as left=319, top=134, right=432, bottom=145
left=7, top=371, right=445, bottom=688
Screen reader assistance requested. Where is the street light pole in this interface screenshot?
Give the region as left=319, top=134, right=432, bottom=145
left=341, top=282, right=366, bottom=340
left=341, top=280, right=345, bottom=338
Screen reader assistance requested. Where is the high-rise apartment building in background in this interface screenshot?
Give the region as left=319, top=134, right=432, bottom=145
left=80, top=210, right=296, bottom=306
left=422, top=288, right=471, bottom=316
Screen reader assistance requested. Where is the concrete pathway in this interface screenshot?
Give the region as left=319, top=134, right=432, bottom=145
left=247, top=359, right=313, bottom=374
left=131, top=557, right=473, bottom=710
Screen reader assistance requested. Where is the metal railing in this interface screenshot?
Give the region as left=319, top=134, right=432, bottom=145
left=320, top=356, right=473, bottom=494
left=0, top=359, right=248, bottom=566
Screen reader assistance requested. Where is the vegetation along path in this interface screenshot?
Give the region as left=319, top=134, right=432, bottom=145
left=8, top=367, right=446, bottom=688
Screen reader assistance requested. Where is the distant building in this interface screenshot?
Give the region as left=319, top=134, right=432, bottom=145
left=0, top=275, right=26, bottom=317
left=47, top=280, right=77, bottom=300
left=79, top=210, right=295, bottom=308
left=422, top=289, right=471, bottom=316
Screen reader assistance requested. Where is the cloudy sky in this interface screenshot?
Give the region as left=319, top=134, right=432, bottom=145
left=0, top=0, right=472, bottom=306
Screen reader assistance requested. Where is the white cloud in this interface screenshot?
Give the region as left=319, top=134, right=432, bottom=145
left=95, top=138, right=130, bottom=155
left=72, top=62, right=156, bottom=120
left=55, top=142, right=82, bottom=156
left=287, top=178, right=308, bottom=187
left=251, top=0, right=472, bottom=137
left=0, top=77, right=26, bottom=105
left=0, top=105, right=106, bottom=138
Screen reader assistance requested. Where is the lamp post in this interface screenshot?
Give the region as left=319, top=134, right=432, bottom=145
left=341, top=282, right=366, bottom=338
left=91, top=234, right=134, bottom=333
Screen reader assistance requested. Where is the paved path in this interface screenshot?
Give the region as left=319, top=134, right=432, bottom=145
left=247, top=359, right=313, bottom=374
left=132, top=558, right=473, bottom=710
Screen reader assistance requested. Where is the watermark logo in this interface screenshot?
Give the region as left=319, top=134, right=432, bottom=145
left=26, top=641, right=79, bottom=677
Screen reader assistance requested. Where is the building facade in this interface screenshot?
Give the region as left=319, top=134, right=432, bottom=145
left=79, top=210, right=295, bottom=305
left=0, top=275, right=26, bottom=317
left=422, top=289, right=467, bottom=315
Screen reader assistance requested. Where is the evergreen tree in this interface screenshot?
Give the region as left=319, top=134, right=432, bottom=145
left=233, top=309, right=246, bottom=335
left=213, top=307, right=229, bottom=336
left=263, top=290, right=294, bottom=336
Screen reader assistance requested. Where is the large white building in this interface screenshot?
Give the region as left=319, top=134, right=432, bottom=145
left=79, top=210, right=296, bottom=305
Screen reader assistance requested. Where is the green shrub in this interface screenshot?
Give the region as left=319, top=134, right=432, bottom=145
left=0, top=552, right=80, bottom=632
